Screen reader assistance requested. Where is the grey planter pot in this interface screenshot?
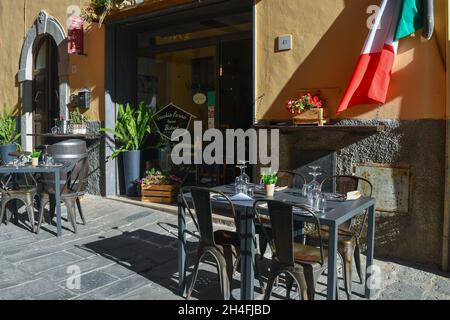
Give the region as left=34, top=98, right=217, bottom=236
left=123, top=150, right=142, bottom=197
left=0, top=143, right=17, bottom=165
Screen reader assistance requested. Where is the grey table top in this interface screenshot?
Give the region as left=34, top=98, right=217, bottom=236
left=203, top=185, right=376, bottom=226
left=0, top=163, right=71, bottom=173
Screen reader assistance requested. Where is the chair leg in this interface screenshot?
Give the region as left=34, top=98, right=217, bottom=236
left=343, top=249, right=353, bottom=300
left=76, top=197, right=86, bottom=225
left=291, top=272, right=308, bottom=300
left=0, top=199, right=8, bottom=226
left=49, top=196, right=56, bottom=223
left=354, top=240, right=363, bottom=284
left=25, top=195, right=36, bottom=233
left=263, top=271, right=278, bottom=300
left=254, top=254, right=266, bottom=294
left=303, top=265, right=320, bottom=300
left=65, top=199, right=77, bottom=233
left=186, top=258, right=202, bottom=300
left=218, top=259, right=231, bottom=300
left=285, top=274, right=294, bottom=299
left=36, top=198, right=49, bottom=234
left=26, top=204, right=35, bottom=233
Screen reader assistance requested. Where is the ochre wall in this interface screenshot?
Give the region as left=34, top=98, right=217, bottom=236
left=255, top=0, right=447, bottom=121
left=0, top=0, right=104, bottom=121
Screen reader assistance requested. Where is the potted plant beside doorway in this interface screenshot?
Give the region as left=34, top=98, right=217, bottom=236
left=100, top=102, right=154, bottom=197
left=0, top=106, right=21, bottom=164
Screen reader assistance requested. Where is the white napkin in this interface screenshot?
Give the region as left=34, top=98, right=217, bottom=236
left=346, top=191, right=362, bottom=200
left=230, top=193, right=254, bottom=201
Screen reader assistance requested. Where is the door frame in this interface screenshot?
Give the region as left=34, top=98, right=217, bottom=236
left=104, top=0, right=255, bottom=196
left=18, top=10, right=70, bottom=151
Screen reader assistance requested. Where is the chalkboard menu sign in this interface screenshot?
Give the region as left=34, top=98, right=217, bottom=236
left=153, top=103, right=195, bottom=140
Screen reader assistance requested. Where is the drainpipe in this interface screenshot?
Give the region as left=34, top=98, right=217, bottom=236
left=443, top=1, right=450, bottom=272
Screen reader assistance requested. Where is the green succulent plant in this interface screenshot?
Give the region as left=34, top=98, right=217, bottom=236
left=261, top=173, right=278, bottom=185
left=100, top=102, right=154, bottom=160
left=30, top=150, right=42, bottom=158
left=0, top=106, right=21, bottom=146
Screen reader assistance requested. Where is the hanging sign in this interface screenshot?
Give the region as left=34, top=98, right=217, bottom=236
left=68, top=15, right=84, bottom=55
left=153, top=103, right=196, bottom=140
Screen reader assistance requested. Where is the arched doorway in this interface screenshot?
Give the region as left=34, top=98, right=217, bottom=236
left=18, top=10, right=69, bottom=151
left=32, top=35, right=59, bottom=147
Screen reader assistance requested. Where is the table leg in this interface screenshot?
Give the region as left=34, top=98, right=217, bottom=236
left=365, top=204, right=376, bottom=299
left=240, top=207, right=255, bottom=300
left=327, top=223, right=338, bottom=300
left=54, top=170, right=62, bottom=238
left=178, top=199, right=187, bottom=296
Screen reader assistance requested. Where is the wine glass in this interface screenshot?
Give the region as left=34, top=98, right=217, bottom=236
left=235, top=161, right=250, bottom=194
left=309, top=165, right=321, bottom=172
left=309, top=171, right=322, bottom=192
left=42, top=145, right=50, bottom=165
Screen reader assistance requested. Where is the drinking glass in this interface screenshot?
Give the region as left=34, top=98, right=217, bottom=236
left=46, top=155, right=54, bottom=166
left=42, top=145, right=50, bottom=165
left=235, top=161, right=250, bottom=194
left=308, top=171, right=322, bottom=192
left=317, top=194, right=327, bottom=214
left=302, top=183, right=313, bottom=197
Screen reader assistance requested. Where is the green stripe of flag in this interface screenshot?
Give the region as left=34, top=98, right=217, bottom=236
left=395, top=0, right=424, bottom=40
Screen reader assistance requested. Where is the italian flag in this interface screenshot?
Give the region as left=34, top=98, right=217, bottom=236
left=337, top=0, right=423, bottom=113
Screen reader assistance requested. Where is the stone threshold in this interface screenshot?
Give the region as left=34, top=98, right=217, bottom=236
left=106, top=196, right=236, bottom=227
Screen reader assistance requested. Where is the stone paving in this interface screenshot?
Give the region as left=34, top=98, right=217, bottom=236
left=0, top=195, right=449, bottom=300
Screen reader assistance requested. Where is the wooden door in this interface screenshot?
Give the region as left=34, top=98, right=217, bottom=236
left=32, top=36, right=59, bottom=147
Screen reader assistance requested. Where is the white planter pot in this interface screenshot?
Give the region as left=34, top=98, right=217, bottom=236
left=72, top=126, right=87, bottom=134
left=265, top=184, right=275, bottom=197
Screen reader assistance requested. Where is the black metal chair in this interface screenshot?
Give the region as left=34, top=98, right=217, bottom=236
left=0, top=172, right=39, bottom=233
left=307, top=175, right=373, bottom=300
left=36, top=156, right=88, bottom=234
left=180, top=186, right=264, bottom=300
left=0, top=186, right=37, bottom=232
left=254, top=200, right=333, bottom=300
left=277, top=170, right=307, bottom=189
left=257, top=170, right=308, bottom=258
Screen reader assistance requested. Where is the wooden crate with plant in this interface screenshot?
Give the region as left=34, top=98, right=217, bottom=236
left=139, top=168, right=181, bottom=203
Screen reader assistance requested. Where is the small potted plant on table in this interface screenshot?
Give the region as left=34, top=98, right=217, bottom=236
left=30, top=150, right=41, bottom=166
left=139, top=168, right=181, bottom=203
left=262, top=173, right=278, bottom=197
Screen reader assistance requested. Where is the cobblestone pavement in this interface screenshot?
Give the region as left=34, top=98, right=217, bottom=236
left=0, top=196, right=449, bottom=300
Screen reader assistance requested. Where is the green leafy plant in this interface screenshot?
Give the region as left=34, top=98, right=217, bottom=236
left=100, top=102, right=154, bottom=160
left=30, top=150, right=41, bottom=159
left=261, top=173, right=278, bottom=185
left=69, top=108, right=89, bottom=125
left=0, top=106, right=21, bottom=146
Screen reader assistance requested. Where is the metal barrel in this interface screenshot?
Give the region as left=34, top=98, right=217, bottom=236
left=42, top=139, right=88, bottom=194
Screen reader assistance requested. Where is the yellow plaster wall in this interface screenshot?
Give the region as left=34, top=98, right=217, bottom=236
left=255, top=0, right=447, bottom=121
left=0, top=0, right=104, bottom=121
left=68, top=23, right=105, bottom=121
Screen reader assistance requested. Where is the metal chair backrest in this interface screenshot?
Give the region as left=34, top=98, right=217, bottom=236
left=276, top=170, right=307, bottom=189
left=320, top=175, right=373, bottom=197
left=180, top=186, right=238, bottom=248
left=320, top=175, right=373, bottom=235
left=64, top=155, right=88, bottom=194
left=253, top=199, right=325, bottom=267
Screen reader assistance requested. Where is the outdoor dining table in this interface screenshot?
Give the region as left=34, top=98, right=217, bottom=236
left=178, top=185, right=376, bottom=300
left=0, top=163, right=70, bottom=238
